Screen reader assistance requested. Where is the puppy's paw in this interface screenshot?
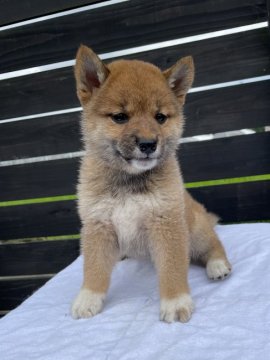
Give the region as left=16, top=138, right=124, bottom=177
left=160, top=294, right=194, bottom=323
left=71, top=288, right=105, bottom=319
left=207, top=258, right=232, bottom=281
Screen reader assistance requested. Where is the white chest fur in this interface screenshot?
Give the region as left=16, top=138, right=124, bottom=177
left=111, top=196, right=151, bottom=258
left=85, top=190, right=164, bottom=258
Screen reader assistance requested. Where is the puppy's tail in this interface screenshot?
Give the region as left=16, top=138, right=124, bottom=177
left=207, top=212, right=220, bottom=227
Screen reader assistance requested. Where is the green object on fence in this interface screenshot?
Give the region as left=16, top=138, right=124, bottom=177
left=184, top=174, right=270, bottom=188
left=0, top=194, right=77, bottom=207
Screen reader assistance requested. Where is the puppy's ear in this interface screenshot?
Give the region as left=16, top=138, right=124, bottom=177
left=163, top=56, right=194, bottom=105
left=74, top=45, right=110, bottom=105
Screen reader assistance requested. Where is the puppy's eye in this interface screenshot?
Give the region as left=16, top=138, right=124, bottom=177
left=110, top=113, right=129, bottom=124
left=155, top=113, right=167, bottom=124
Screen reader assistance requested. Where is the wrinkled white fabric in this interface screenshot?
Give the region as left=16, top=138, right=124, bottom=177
left=1, top=224, right=270, bottom=360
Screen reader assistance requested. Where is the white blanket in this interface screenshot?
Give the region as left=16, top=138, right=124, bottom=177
left=1, top=224, right=270, bottom=360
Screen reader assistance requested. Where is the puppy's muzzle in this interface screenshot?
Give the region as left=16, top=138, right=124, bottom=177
left=136, top=137, right=157, bottom=155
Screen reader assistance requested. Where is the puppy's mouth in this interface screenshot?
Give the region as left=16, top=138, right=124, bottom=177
left=115, top=150, right=132, bottom=162
left=116, top=150, right=160, bottom=171
left=116, top=150, right=158, bottom=162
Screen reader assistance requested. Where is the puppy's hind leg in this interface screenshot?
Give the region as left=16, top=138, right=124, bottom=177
left=202, top=224, right=232, bottom=281
left=187, top=196, right=232, bottom=281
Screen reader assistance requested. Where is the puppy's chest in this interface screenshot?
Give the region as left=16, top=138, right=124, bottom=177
left=111, top=197, right=151, bottom=258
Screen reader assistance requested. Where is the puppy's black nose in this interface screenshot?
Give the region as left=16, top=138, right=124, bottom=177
left=137, top=138, right=157, bottom=155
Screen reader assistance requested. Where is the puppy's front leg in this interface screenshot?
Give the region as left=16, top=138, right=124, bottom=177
left=72, top=221, right=118, bottom=319
left=148, top=212, right=194, bottom=323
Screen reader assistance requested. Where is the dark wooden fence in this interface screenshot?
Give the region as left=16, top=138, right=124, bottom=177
left=0, top=0, right=269, bottom=317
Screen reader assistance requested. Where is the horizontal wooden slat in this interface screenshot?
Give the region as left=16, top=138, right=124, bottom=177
left=0, top=68, right=77, bottom=121
left=0, top=240, right=79, bottom=276
left=1, top=27, right=270, bottom=120
left=0, top=180, right=269, bottom=241
left=0, top=278, right=50, bottom=310
left=184, top=80, right=270, bottom=136
left=0, top=159, right=79, bottom=201
left=1, top=132, right=269, bottom=201
left=0, top=112, right=82, bottom=161
left=0, top=0, right=105, bottom=26
left=1, top=80, right=270, bottom=161
left=0, top=201, right=80, bottom=241
left=178, top=132, right=270, bottom=182
left=0, top=0, right=267, bottom=73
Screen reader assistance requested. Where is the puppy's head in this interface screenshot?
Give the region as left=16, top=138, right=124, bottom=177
left=75, top=45, right=194, bottom=174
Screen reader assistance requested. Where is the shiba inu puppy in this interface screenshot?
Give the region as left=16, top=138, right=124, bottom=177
left=71, top=45, right=231, bottom=323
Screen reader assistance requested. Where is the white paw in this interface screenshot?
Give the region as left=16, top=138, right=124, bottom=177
left=207, top=258, right=232, bottom=280
left=160, top=294, right=194, bottom=323
left=71, top=288, right=105, bottom=319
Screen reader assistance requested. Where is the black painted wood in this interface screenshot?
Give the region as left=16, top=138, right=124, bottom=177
left=1, top=132, right=269, bottom=202
left=0, top=278, right=50, bottom=310
left=179, top=132, right=270, bottom=182
left=1, top=28, right=270, bottom=121
left=0, top=0, right=267, bottom=73
left=0, top=112, right=82, bottom=161
left=189, top=180, right=270, bottom=222
left=0, top=158, right=79, bottom=202
left=183, top=81, right=270, bottom=137
left=0, top=179, right=269, bottom=241
left=0, top=0, right=106, bottom=26
left=0, top=158, right=79, bottom=201
left=0, top=68, right=77, bottom=121
left=1, top=79, right=270, bottom=161
left=0, top=240, right=79, bottom=276
left=0, top=200, right=80, bottom=241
